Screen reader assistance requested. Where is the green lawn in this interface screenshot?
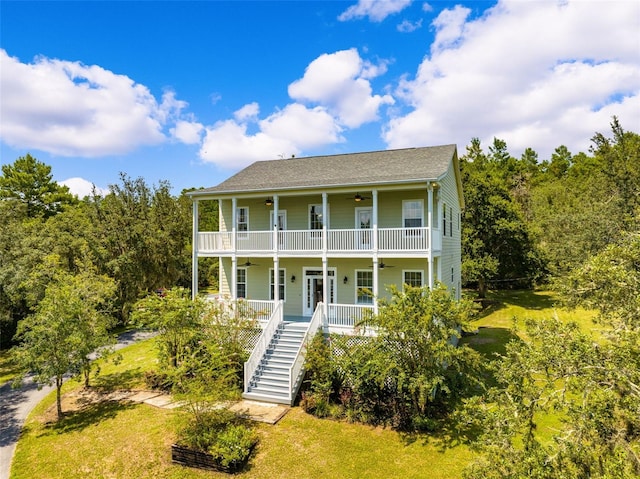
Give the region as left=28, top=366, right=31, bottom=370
left=10, top=289, right=598, bottom=479
left=461, top=289, right=599, bottom=357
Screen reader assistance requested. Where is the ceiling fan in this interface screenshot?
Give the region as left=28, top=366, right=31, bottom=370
left=368, top=262, right=395, bottom=269
left=346, top=193, right=371, bottom=202
left=240, top=260, right=259, bottom=267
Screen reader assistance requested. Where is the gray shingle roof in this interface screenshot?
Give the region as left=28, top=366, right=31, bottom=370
left=191, top=144, right=457, bottom=196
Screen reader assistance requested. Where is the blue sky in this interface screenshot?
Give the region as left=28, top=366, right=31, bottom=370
left=1, top=0, right=639, bottom=197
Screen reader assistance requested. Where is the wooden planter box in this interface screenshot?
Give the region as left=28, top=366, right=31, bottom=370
left=171, top=444, right=248, bottom=474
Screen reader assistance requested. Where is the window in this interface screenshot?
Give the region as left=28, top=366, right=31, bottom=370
left=237, top=207, right=248, bottom=238
left=269, top=269, right=286, bottom=301
left=403, top=270, right=423, bottom=289
left=309, top=204, right=324, bottom=230
left=403, top=200, right=423, bottom=236
left=236, top=267, right=247, bottom=298
left=442, top=203, right=447, bottom=235
left=449, top=207, right=453, bottom=236
left=356, top=270, right=373, bottom=304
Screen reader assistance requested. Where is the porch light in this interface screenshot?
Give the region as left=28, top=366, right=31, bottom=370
left=354, top=194, right=362, bottom=202
left=265, top=198, right=273, bottom=206
left=343, top=276, right=348, bottom=284
left=291, top=275, right=296, bottom=283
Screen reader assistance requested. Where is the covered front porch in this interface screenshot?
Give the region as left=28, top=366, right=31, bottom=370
left=211, top=255, right=435, bottom=320
left=207, top=296, right=375, bottom=335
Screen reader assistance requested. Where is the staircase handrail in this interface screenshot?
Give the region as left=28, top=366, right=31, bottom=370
left=287, top=302, right=324, bottom=404
left=244, top=300, right=283, bottom=393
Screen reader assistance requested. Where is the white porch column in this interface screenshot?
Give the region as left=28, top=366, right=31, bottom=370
left=231, top=197, right=238, bottom=299
left=427, top=183, right=434, bottom=289
left=373, top=258, right=379, bottom=315
left=322, top=193, right=328, bottom=317
left=372, top=189, right=378, bottom=251
left=273, top=195, right=279, bottom=302
left=192, top=198, right=199, bottom=300
left=372, top=189, right=379, bottom=314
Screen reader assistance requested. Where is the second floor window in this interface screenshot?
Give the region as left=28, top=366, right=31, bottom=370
left=309, top=204, right=325, bottom=230
left=237, top=207, right=248, bottom=237
left=442, top=203, right=447, bottom=234
left=403, top=200, right=423, bottom=232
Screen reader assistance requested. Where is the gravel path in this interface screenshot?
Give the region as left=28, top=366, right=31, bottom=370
left=0, top=330, right=157, bottom=479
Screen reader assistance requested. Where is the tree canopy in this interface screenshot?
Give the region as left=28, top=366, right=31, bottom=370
left=0, top=153, right=76, bottom=218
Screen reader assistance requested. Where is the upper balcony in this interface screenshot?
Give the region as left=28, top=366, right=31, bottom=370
left=197, top=227, right=442, bottom=258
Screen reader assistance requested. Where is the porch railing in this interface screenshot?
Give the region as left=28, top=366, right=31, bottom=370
left=208, top=297, right=275, bottom=323
left=198, top=227, right=432, bottom=254
left=327, top=303, right=375, bottom=330
left=287, top=302, right=324, bottom=405
left=243, top=300, right=283, bottom=394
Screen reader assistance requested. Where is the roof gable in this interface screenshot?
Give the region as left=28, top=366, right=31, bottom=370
left=192, top=144, right=458, bottom=196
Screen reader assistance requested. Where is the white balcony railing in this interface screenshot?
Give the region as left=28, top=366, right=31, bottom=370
left=198, top=227, right=434, bottom=255
left=327, top=303, right=374, bottom=330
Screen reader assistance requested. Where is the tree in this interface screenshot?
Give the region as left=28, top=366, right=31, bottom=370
left=590, top=117, right=640, bottom=229
left=305, top=284, right=483, bottom=429
left=0, top=153, right=76, bottom=218
left=460, top=139, right=543, bottom=297
left=12, top=269, right=116, bottom=419
left=462, top=233, right=640, bottom=478
left=89, top=174, right=192, bottom=322
left=132, top=287, right=207, bottom=370
left=462, top=317, right=639, bottom=479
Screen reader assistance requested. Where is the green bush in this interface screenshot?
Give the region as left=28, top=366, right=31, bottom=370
left=208, top=423, right=258, bottom=468
left=175, top=408, right=257, bottom=471
left=144, top=370, right=173, bottom=392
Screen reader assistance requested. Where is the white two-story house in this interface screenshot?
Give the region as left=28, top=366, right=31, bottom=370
left=188, top=144, right=464, bottom=404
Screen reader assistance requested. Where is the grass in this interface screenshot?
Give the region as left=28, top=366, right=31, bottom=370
left=11, top=289, right=599, bottom=479
left=461, top=289, right=599, bottom=357
left=12, top=404, right=473, bottom=479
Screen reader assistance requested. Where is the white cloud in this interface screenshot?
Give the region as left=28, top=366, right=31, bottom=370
left=234, top=102, right=260, bottom=122
left=198, top=49, right=392, bottom=170
left=199, top=103, right=344, bottom=169
left=260, top=104, right=344, bottom=149
left=59, top=177, right=109, bottom=198
left=0, top=49, right=186, bottom=157
left=288, top=49, right=394, bottom=128
left=339, top=0, right=412, bottom=22
left=171, top=120, right=204, bottom=144
left=383, top=0, right=640, bottom=160
left=397, top=19, right=423, bottom=33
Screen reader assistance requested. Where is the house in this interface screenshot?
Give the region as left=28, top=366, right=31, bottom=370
left=188, top=144, right=464, bottom=404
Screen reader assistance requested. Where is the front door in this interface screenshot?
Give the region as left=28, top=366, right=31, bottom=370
left=355, top=207, right=372, bottom=249
left=303, top=269, right=336, bottom=316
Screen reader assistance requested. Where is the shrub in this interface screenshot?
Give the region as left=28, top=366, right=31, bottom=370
left=144, top=370, right=173, bottom=392
left=208, top=424, right=258, bottom=468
